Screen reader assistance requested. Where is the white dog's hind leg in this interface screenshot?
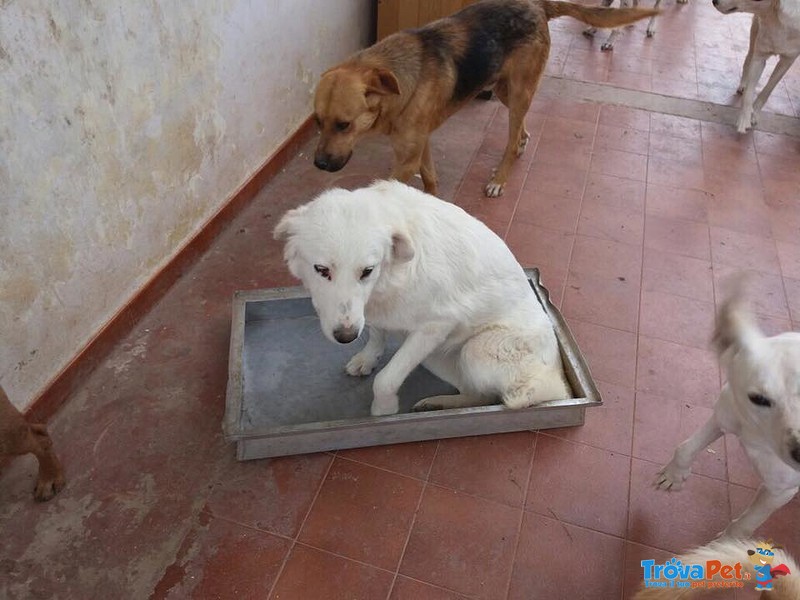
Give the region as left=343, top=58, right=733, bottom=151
left=371, top=326, right=451, bottom=416
left=722, top=485, right=799, bottom=539
left=346, top=326, right=386, bottom=376
left=646, top=0, right=662, bottom=37
left=655, top=414, right=724, bottom=491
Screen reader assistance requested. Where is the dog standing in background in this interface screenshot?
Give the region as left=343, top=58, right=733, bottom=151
left=0, top=384, right=65, bottom=501
left=713, top=0, right=800, bottom=133
left=312, top=0, right=658, bottom=197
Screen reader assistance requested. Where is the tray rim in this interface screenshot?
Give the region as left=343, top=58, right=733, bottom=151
left=223, top=267, right=602, bottom=441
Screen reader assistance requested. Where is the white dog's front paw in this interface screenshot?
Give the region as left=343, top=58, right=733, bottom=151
left=645, top=28, right=655, bottom=38
left=370, top=393, right=399, bottom=416
left=583, top=27, right=597, bottom=38
left=654, top=462, right=691, bottom=491
left=345, top=351, right=380, bottom=376
left=601, top=41, right=614, bottom=51
left=736, top=111, right=753, bottom=134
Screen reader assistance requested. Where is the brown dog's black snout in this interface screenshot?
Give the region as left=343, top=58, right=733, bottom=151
left=313, top=151, right=351, bottom=172
left=333, top=325, right=359, bottom=344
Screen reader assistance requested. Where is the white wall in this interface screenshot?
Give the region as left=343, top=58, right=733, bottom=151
left=0, top=0, right=372, bottom=409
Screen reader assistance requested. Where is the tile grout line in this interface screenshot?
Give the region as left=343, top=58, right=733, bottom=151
left=265, top=454, right=336, bottom=600
left=503, top=432, right=539, bottom=600
left=700, top=120, right=736, bottom=514
left=622, top=107, right=652, bottom=599
left=384, top=440, right=440, bottom=599
left=559, top=100, right=603, bottom=309
left=502, top=109, right=546, bottom=242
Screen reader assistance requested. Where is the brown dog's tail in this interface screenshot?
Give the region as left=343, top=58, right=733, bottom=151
left=543, top=0, right=659, bottom=27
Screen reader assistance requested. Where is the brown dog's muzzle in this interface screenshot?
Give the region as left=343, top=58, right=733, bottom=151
left=313, top=148, right=352, bottom=172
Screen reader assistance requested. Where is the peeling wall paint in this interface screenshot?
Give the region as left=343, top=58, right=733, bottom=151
left=0, top=1, right=371, bottom=409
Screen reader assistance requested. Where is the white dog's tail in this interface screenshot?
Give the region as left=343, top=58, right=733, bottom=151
left=634, top=538, right=800, bottom=599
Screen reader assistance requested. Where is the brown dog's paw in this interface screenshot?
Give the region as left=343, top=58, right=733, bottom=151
left=34, top=474, right=66, bottom=502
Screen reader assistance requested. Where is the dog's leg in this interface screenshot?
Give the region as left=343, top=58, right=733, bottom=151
left=485, top=47, right=545, bottom=198
left=371, top=326, right=452, bottom=416
left=655, top=414, right=724, bottom=491
left=20, top=424, right=66, bottom=501
left=738, top=19, right=759, bottom=94
left=752, top=55, right=797, bottom=123
left=413, top=393, right=496, bottom=411
left=391, top=135, right=428, bottom=192
left=737, top=52, right=768, bottom=133
left=722, top=485, right=799, bottom=539
left=646, top=0, right=662, bottom=37
left=345, top=326, right=386, bottom=376
left=419, top=141, right=439, bottom=196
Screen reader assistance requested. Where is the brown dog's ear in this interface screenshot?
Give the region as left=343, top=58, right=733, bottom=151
left=712, top=274, right=762, bottom=357
left=366, top=68, right=400, bottom=96
left=391, top=231, right=414, bottom=263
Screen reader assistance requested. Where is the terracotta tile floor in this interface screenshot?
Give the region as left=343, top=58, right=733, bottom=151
left=3, top=4, right=800, bottom=599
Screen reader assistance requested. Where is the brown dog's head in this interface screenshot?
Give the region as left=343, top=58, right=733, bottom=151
left=313, top=65, right=400, bottom=172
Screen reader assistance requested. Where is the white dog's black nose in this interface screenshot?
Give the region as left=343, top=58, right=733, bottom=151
left=791, top=443, right=800, bottom=464
left=712, top=0, right=719, bottom=6
left=333, top=325, right=359, bottom=344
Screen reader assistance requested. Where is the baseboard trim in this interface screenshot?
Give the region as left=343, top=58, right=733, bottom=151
left=27, top=115, right=316, bottom=422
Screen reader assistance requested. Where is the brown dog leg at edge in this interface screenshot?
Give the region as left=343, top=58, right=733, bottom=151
left=0, top=385, right=65, bottom=501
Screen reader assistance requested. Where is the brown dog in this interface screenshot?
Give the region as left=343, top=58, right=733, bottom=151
left=313, top=0, right=658, bottom=197
left=0, top=385, right=65, bottom=501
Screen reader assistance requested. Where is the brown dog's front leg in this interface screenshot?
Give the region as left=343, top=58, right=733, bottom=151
left=28, top=424, right=66, bottom=501
left=391, top=136, right=438, bottom=196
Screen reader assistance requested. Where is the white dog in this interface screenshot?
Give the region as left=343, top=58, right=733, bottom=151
left=273, top=180, right=570, bottom=417
left=656, top=278, right=800, bottom=540
left=713, top=0, right=800, bottom=133
left=583, top=0, right=667, bottom=51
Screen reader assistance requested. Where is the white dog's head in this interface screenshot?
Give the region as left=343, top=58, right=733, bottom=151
left=273, top=185, right=414, bottom=344
left=714, top=278, right=800, bottom=470
left=712, top=0, right=773, bottom=15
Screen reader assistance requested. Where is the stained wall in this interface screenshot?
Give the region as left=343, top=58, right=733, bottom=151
left=0, top=0, right=371, bottom=408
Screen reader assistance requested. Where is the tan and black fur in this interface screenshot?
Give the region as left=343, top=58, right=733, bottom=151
left=0, top=385, right=65, bottom=501
left=313, top=0, right=659, bottom=197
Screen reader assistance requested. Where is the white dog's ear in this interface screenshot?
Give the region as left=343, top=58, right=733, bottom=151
left=712, top=275, right=762, bottom=357
left=391, top=231, right=415, bottom=263
left=273, top=207, right=306, bottom=241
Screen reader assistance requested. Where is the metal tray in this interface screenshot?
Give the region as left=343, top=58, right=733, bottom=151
left=223, top=268, right=602, bottom=460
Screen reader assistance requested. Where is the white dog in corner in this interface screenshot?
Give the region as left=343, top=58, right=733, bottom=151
left=713, top=0, right=800, bottom=133
left=655, top=277, right=800, bottom=540
left=273, top=180, right=570, bottom=417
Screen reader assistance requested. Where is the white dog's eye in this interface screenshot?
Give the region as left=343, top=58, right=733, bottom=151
left=314, top=264, right=331, bottom=281
left=360, top=267, right=374, bottom=280
left=748, top=393, right=772, bottom=407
